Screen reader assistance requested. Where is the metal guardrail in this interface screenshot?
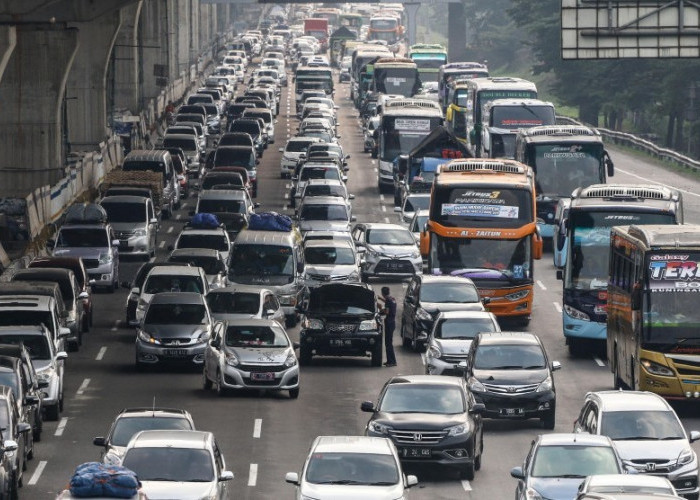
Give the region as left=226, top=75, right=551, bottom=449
left=556, top=116, right=700, bottom=173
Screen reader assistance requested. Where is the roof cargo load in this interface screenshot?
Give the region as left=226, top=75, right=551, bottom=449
left=190, top=213, right=221, bottom=229
left=64, top=203, right=107, bottom=224
left=68, top=462, right=140, bottom=498
left=99, top=170, right=163, bottom=212
left=248, top=212, right=293, bottom=232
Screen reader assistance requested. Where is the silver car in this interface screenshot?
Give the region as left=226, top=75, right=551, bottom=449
left=285, top=436, right=418, bottom=500
left=425, top=311, right=501, bottom=376
left=352, top=223, right=423, bottom=280
left=297, top=196, right=355, bottom=234
left=100, top=195, right=159, bottom=259
left=121, top=430, right=233, bottom=499
left=205, top=286, right=285, bottom=323
left=167, top=248, right=228, bottom=290
left=395, top=193, right=431, bottom=225
left=303, top=240, right=361, bottom=285
left=203, top=319, right=299, bottom=398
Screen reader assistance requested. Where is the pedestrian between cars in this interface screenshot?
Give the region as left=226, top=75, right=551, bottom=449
left=379, top=286, right=397, bottom=367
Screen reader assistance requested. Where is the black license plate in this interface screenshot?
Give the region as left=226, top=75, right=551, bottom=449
left=163, top=349, right=188, bottom=357
left=402, top=447, right=431, bottom=458
left=119, top=240, right=130, bottom=248
left=330, top=339, right=352, bottom=347
left=500, top=408, right=524, bottom=416
left=251, top=372, right=274, bottom=381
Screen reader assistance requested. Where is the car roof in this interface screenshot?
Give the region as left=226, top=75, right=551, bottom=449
left=416, top=275, right=476, bottom=285
left=584, top=474, right=675, bottom=489
left=0, top=296, right=53, bottom=308
left=304, top=179, right=344, bottom=186
left=312, top=436, right=394, bottom=455
left=169, top=248, right=220, bottom=259
left=360, top=223, right=409, bottom=230
left=0, top=355, right=20, bottom=372
left=129, top=430, right=212, bottom=449
left=388, top=374, right=465, bottom=387
left=207, top=285, right=270, bottom=296
left=148, top=292, right=205, bottom=305
left=100, top=195, right=148, bottom=204
left=304, top=239, right=354, bottom=250
left=538, top=433, right=615, bottom=447
left=147, top=265, right=202, bottom=277
left=436, top=310, right=496, bottom=320
left=587, top=391, right=671, bottom=412
left=117, top=407, right=193, bottom=419
left=477, top=332, right=541, bottom=345
left=0, top=325, right=48, bottom=336
left=198, top=190, right=247, bottom=200
left=223, top=318, right=281, bottom=327
left=300, top=196, right=347, bottom=206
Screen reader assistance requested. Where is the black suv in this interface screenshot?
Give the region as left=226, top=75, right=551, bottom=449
left=0, top=355, right=42, bottom=462
left=297, top=283, right=382, bottom=367
left=464, top=332, right=561, bottom=429
left=362, top=375, right=485, bottom=479
left=0, top=385, right=32, bottom=494
left=0, top=344, right=45, bottom=439
left=400, top=275, right=485, bottom=352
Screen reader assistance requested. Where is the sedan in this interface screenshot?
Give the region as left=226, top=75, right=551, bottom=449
left=205, top=286, right=285, bottom=323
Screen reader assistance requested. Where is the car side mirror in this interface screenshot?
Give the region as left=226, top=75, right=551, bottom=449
left=690, top=430, right=700, bottom=443
left=481, top=297, right=491, bottom=305
left=256, top=159, right=261, bottom=165
left=405, top=475, right=418, bottom=488
left=46, top=239, right=55, bottom=249
left=551, top=360, right=562, bottom=371
left=25, top=395, right=40, bottom=405
left=210, top=338, right=221, bottom=349
left=78, top=291, right=89, bottom=300
left=219, top=471, right=234, bottom=482
left=296, top=262, right=304, bottom=274
left=167, top=244, right=174, bottom=251
left=265, top=309, right=275, bottom=316
left=278, top=147, right=284, bottom=152
left=345, top=154, right=351, bottom=159
left=348, top=194, right=355, bottom=200
left=17, top=423, right=31, bottom=434
left=393, top=207, right=401, bottom=213
left=189, top=210, right=195, bottom=216
left=56, top=351, right=68, bottom=360
left=285, top=472, right=299, bottom=485
left=360, top=401, right=375, bottom=412
left=112, top=240, right=120, bottom=247
left=293, top=342, right=300, bottom=349
left=350, top=216, right=357, bottom=222
left=510, top=466, right=525, bottom=480
left=131, top=287, right=140, bottom=295
left=59, top=327, right=71, bottom=338
left=254, top=202, right=261, bottom=208
left=93, top=436, right=106, bottom=447
left=37, top=379, right=49, bottom=389
left=469, top=402, right=486, bottom=414
left=2, top=440, right=17, bottom=453
left=150, top=217, right=158, bottom=224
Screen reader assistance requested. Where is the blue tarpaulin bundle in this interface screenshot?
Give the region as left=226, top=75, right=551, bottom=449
left=190, top=212, right=220, bottom=229
left=69, top=462, right=140, bottom=498
left=248, top=212, right=292, bottom=232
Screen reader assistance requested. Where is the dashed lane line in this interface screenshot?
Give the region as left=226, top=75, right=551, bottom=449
left=55, top=417, right=68, bottom=437
left=253, top=419, right=262, bottom=438
left=383, top=217, right=390, bottom=223
left=95, top=347, right=107, bottom=361
left=553, top=302, right=562, bottom=313
left=167, top=226, right=174, bottom=233
left=158, top=240, right=166, bottom=249
left=462, top=480, right=472, bottom=491
left=616, top=167, right=700, bottom=198
left=381, top=205, right=387, bottom=212
left=379, top=194, right=385, bottom=202
left=77, top=378, right=90, bottom=396
left=593, top=357, right=606, bottom=367
left=28, top=461, right=47, bottom=485
left=110, top=320, right=119, bottom=332
left=536, top=280, right=547, bottom=291
left=248, top=464, right=258, bottom=486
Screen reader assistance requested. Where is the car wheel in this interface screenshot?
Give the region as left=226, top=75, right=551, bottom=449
left=203, top=369, right=213, bottom=390
left=360, top=272, right=369, bottom=283
left=216, top=371, right=229, bottom=397
left=9, top=473, right=18, bottom=500
left=59, top=390, right=64, bottom=411
left=107, top=281, right=116, bottom=294
left=285, top=315, right=297, bottom=328
left=541, top=410, right=555, bottom=430
left=135, top=359, right=147, bottom=373
left=45, top=404, right=59, bottom=422
left=68, top=340, right=79, bottom=353
left=299, top=345, right=312, bottom=366
left=371, top=343, right=382, bottom=367
left=475, top=438, right=483, bottom=471
left=460, top=461, right=475, bottom=480
left=82, top=314, right=90, bottom=333
left=567, top=338, right=586, bottom=357
left=33, top=424, right=41, bottom=443
left=174, top=199, right=181, bottom=210
left=289, top=387, right=299, bottom=399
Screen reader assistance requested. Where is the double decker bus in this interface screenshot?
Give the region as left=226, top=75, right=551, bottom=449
left=408, top=44, right=448, bottom=83
left=368, top=15, right=402, bottom=44
left=447, top=77, right=537, bottom=157
left=294, top=66, right=333, bottom=109
left=558, top=184, right=683, bottom=356
left=438, top=62, right=489, bottom=112
left=376, top=99, right=443, bottom=191
left=372, top=57, right=420, bottom=98
left=420, top=159, right=543, bottom=325
left=608, top=224, right=700, bottom=399
left=515, top=125, right=614, bottom=240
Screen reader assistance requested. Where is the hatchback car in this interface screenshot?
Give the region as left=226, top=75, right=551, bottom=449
left=279, top=137, right=321, bottom=178
left=465, top=332, right=561, bottom=429
left=352, top=223, right=422, bottom=281
left=171, top=222, right=232, bottom=263
left=167, top=248, right=228, bottom=290
left=135, top=265, right=209, bottom=324
left=121, top=430, right=233, bottom=498
left=205, top=286, right=284, bottom=323
left=511, top=433, right=625, bottom=500
left=0, top=385, right=29, bottom=496
left=576, top=474, right=678, bottom=498
left=573, top=391, right=700, bottom=498
left=362, top=375, right=485, bottom=479
left=303, top=240, right=361, bottom=285
left=285, top=436, right=418, bottom=500
left=135, top=292, right=214, bottom=370
left=203, top=319, right=299, bottom=398
left=93, top=407, right=195, bottom=465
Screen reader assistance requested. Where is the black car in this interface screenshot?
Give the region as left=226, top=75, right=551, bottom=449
left=297, top=283, right=382, bottom=367
left=0, top=385, right=29, bottom=497
left=362, top=375, right=485, bottom=479
left=0, top=344, right=45, bottom=438
left=400, top=275, right=486, bottom=352
left=228, top=119, right=265, bottom=156
left=464, top=332, right=561, bottom=429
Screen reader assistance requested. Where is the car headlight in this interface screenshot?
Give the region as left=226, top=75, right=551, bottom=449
left=416, top=308, right=432, bottom=321
left=195, top=329, right=211, bottom=344
left=410, top=250, right=420, bottom=259
left=525, top=487, right=544, bottom=500
left=358, top=320, right=376, bottom=331
left=536, top=375, right=553, bottom=392
left=225, top=353, right=239, bottom=367
left=428, top=345, right=441, bottom=359
left=98, top=252, right=112, bottom=265
left=446, top=422, right=469, bottom=436
left=136, top=298, right=148, bottom=312
left=138, top=330, right=160, bottom=345
left=641, top=359, right=675, bottom=377
left=103, top=452, right=122, bottom=466
left=505, top=289, right=530, bottom=301
left=304, top=318, right=323, bottom=330
left=347, top=271, right=359, bottom=281
left=133, top=228, right=147, bottom=237
left=368, top=421, right=392, bottom=435
left=677, top=448, right=695, bottom=466
left=468, top=378, right=485, bottom=392
left=284, top=351, right=297, bottom=367
left=564, top=304, right=590, bottom=321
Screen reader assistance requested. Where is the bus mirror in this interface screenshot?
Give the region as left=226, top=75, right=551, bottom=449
left=631, top=285, right=642, bottom=310
left=556, top=270, right=563, bottom=281
left=533, top=234, right=543, bottom=260
left=605, top=151, right=615, bottom=177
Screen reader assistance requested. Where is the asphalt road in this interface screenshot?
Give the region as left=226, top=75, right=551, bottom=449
left=20, top=67, right=700, bottom=499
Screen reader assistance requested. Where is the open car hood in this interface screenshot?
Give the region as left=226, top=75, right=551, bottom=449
left=308, top=283, right=376, bottom=314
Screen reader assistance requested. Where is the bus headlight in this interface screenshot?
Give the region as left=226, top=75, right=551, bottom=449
left=564, top=304, right=590, bottom=321
left=505, top=290, right=530, bottom=302
left=641, top=359, right=675, bottom=377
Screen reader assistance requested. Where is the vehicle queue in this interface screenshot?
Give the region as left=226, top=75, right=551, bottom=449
left=0, top=3, right=697, bottom=500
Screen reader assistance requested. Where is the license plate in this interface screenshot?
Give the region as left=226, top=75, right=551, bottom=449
left=402, top=447, right=431, bottom=458
left=251, top=372, right=274, bottom=381
left=500, top=408, right=524, bottom=416
left=330, top=339, right=352, bottom=347
left=388, top=262, right=402, bottom=269
left=163, top=349, right=187, bottom=357
left=119, top=240, right=129, bottom=248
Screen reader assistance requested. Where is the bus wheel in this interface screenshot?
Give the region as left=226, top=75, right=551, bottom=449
left=567, top=338, right=586, bottom=357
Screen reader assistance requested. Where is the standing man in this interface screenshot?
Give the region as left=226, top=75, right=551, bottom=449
left=379, top=286, right=397, bottom=367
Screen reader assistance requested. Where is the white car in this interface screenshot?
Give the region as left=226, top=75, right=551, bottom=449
left=303, top=240, right=361, bottom=285
left=285, top=436, right=418, bottom=500
left=135, top=265, right=209, bottom=323
left=205, top=286, right=285, bottom=323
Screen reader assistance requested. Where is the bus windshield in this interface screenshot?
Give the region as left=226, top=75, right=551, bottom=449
left=430, top=235, right=532, bottom=281
left=567, top=211, right=677, bottom=291
left=374, top=67, right=420, bottom=97
left=430, top=186, right=533, bottom=228
left=412, top=54, right=447, bottom=70
left=371, top=19, right=397, bottom=30
left=477, top=89, right=537, bottom=119
left=532, top=144, right=603, bottom=197
left=380, top=116, right=441, bottom=161
left=491, top=106, right=555, bottom=129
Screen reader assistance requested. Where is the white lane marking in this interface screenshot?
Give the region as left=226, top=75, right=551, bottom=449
left=383, top=217, right=390, bottom=223
left=381, top=205, right=387, bottom=212
left=553, top=302, right=562, bottom=313
left=167, top=226, right=174, bottom=234
left=420, top=352, right=427, bottom=366
left=55, top=417, right=68, bottom=436
left=616, top=167, right=700, bottom=198
left=110, top=320, right=119, bottom=332
left=371, top=160, right=376, bottom=165
left=594, top=357, right=606, bottom=367
left=379, top=194, right=385, bottom=202
left=28, top=461, right=47, bottom=485
left=158, top=240, right=165, bottom=249
left=462, top=480, right=472, bottom=491
left=95, top=347, right=107, bottom=361
left=284, top=193, right=289, bottom=199
left=175, top=213, right=182, bottom=220
left=536, top=280, right=547, bottom=291
left=77, top=378, right=90, bottom=395
left=248, top=463, right=258, bottom=486
left=373, top=168, right=378, bottom=174
left=181, top=202, right=188, bottom=209
left=253, top=419, right=262, bottom=438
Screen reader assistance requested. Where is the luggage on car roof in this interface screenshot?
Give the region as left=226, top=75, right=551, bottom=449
left=248, top=212, right=292, bottom=232
left=68, top=462, right=140, bottom=498
left=190, top=212, right=221, bottom=229
left=64, top=203, right=108, bottom=224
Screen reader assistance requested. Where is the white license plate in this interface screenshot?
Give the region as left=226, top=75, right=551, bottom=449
left=330, top=339, right=352, bottom=347
left=251, top=372, right=274, bottom=381
left=500, top=408, right=524, bottom=416
left=163, top=349, right=187, bottom=357
left=402, top=447, right=431, bottom=458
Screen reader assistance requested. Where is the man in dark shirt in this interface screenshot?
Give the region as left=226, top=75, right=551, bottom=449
left=379, top=286, right=397, bottom=367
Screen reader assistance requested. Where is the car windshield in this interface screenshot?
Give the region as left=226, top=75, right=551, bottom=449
left=404, top=196, right=430, bottom=213
left=435, top=318, right=498, bottom=340
left=531, top=445, right=619, bottom=478
left=144, top=275, right=204, bottom=294
left=101, top=202, right=146, bottom=224
left=163, top=137, right=197, bottom=152
left=224, top=324, right=289, bottom=347
left=110, top=417, right=193, bottom=447
left=201, top=175, right=243, bottom=190
left=123, top=447, right=214, bottom=482
left=300, top=204, right=349, bottom=221
left=0, top=373, right=19, bottom=400
left=300, top=167, right=340, bottom=181
left=145, top=304, right=207, bottom=325
left=0, top=405, right=9, bottom=433
left=304, top=185, right=345, bottom=198
left=305, top=247, right=355, bottom=265
left=473, top=344, right=546, bottom=369
left=286, top=141, right=313, bottom=152
left=57, top=228, right=108, bottom=248
left=420, top=283, right=479, bottom=303
left=600, top=410, right=686, bottom=440
left=380, top=384, right=465, bottom=414
left=168, top=256, right=224, bottom=275
left=305, top=452, right=399, bottom=485
left=197, top=199, right=245, bottom=214
left=0, top=335, right=51, bottom=360
left=177, top=234, right=229, bottom=252
left=207, top=292, right=260, bottom=315
left=0, top=311, right=54, bottom=334
left=366, top=229, right=415, bottom=246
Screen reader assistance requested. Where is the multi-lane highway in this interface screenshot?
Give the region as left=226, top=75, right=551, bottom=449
left=22, top=68, right=700, bottom=499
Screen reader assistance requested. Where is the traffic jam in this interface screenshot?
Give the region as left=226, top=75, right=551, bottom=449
left=1, top=2, right=699, bottom=500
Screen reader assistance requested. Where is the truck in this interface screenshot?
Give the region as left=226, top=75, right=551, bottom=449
left=99, top=170, right=164, bottom=219
left=304, top=18, right=329, bottom=52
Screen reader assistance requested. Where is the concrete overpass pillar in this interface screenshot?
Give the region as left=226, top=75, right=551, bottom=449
left=113, top=1, right=143, bottom=114
left=448, top=2, right=467, bottom=62
left=199, top=3, right=211, bottom=52
left=0, top=26, right=79, bottom=196
left=139, top=0, right=170, bottom=104
left=0, top=26, right=16, bottom=82
left=66, top=11, right=122, bottom=151
left=403, top=3, right=420, bottom=47
left=175, top=0, right=192, bottom=76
